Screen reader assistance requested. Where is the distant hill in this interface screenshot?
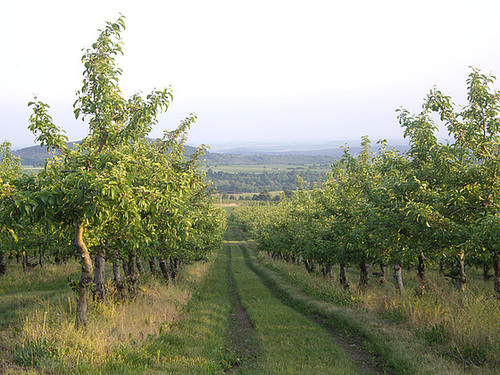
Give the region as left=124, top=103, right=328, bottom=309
left=13, top=143, right=199, bottom=167
left=13, top=140, right=410, bottom=167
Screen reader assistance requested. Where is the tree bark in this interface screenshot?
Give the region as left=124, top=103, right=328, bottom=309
left=304, top=259, right=315, bottom=273
left=113, top=258, right=121, bottom=284
left=74, top=221, right=93, bottom=329
left=483, top=264, right=491, bottom=282
left=122, top=258, right=129, bottom=278
left=393, top=262, right=404, bottom=295
left=493, top=251, right=500, bottom=297
left=159, top=258, right=171, bottom=283
left=149, top=257, right=157, bottom=276
left=417, top=252, right=427, bottom=293
left=93, top=249, right=106, bottom=303
left=22, top=252, right=29, bottom=272
left=169, top=257, right=180, bottom=280
left=0, top=252, right=7, bottom=276
left=112, top=258, right=125, bottom=299
left=376, top=263, right=386, bottom=284
left=136, top=256, right=144, bottom=274
left=455, top=251, right=467, bottom=292
left=339, top=262, right=349, bottom=291
left=127, top=254, right=139, bottom=298
left=359, top=261, right=370, bottom=290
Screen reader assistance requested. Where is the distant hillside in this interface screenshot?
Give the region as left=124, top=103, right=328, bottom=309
left=14, top=141, right=410, bottom=167
left=14, top=144, right=338, bottom=167
left=13, top=143, right=199, bottom=167
left=13, top=145, right=59, bottom=167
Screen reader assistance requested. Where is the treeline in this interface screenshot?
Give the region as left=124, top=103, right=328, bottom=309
left=203, top=152, right=336, bottom=166
left=233, top=67, right=500, bottom=298
left=206, top=169, right=328, bottom=193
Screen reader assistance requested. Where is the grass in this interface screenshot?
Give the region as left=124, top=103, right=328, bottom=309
left=0, top=255, right=231, bottom=374
left=228, top=241, right=365, bottom=374
left=3, top=222, right=499, bottom=374
left=256, top=249, right=500, bottom=374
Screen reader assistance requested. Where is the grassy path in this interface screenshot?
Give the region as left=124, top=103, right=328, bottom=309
left=229, top=220, right=484, bottom=375
left=225, top=224, right=375, bottom=374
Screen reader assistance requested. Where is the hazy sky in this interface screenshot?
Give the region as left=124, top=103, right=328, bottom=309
left=1, top=0, right=500, bottom=149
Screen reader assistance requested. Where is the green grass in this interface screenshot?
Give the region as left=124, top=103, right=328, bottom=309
left=228, top=242, right=365, bottom=374
left=254, top=248, right=500, bottom=374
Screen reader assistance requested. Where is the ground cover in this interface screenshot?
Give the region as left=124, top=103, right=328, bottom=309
left=3, top=219, right=498, bottom=374
left=0, top=254, right=228, bottom=374
left=228, top=240, right=368, bottom=374
left=254, top=247, right=500, bottom=374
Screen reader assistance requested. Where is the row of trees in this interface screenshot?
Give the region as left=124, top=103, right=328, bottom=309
left=234, top=67, right=500, bottom=297
left=0, top=17, right=226, bottom=328
left=206, top=169, right=327, bottom=193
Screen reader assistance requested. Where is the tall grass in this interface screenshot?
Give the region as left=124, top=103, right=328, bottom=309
left=0, top=258, right=213, bottom=374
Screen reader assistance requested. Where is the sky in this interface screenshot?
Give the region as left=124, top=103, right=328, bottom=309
left=1, top=0, right=500, bottom=150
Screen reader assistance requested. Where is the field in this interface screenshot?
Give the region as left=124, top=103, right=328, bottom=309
left=203, top=164, right=330, bottom=174
left=1, top=213, right=499, bottom=374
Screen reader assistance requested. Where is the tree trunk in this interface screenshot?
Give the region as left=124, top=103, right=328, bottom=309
left=93, top=249, right=106, bottom=303
left=359, top=261, right=370, bottom=290
left=170, top=257, right=180, bottom=280
left=149, top=257, right=157, bottom=276
left=322, top=264, right=335, bottom=285
left=393, top=262, right=404, bottom=295
left=122, top=258, right=129, bottom=278
left=0, top=252, right=7, bottom=276
left=417, top=252, right=427, bottom=293
left=159, top=258, right=172, bottom=283
left=136, top=256, right=144, bottom=274
left=483, top=264, right=491, bottom=282
left=127, top=254, right=139, bottom=298
left=339, top=262, right=349, bottom=291
left=455, top=252, right=467, bottom=292
left=112, top=258, right=125, bottom=299
left=376, top=263, right=386, bottom=284
left=74, top=222, right=93, bottom=329
left=493, top=251, right=500, bottom=297
left=304, top=259, right=315, bottom=273
left=38, top=251, right=44, bottom=268
left=22, top=252, right=29, bottom=272
left=113, top=258, right=121, bottom=284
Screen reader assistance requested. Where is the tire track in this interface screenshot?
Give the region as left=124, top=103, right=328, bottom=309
left=237, top=241, right=394, bottom=375
left=225, top=242, right=259, bottom=373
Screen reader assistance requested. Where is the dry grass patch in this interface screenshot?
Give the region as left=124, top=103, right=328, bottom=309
left=2, top=258, right=212, bottom=373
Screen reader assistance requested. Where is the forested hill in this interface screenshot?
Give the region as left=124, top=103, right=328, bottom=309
left=14, top=141, right=410, bottom=167
left=13, top=144, right=338, bottom=167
